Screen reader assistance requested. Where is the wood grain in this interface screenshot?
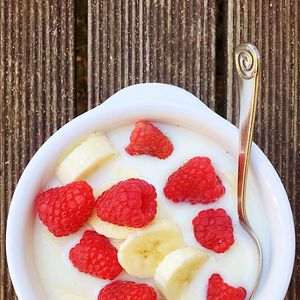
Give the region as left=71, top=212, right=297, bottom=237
left=1, top=0, right=299, bottom=299
left=225, top=0, right=300, bottom=298
left=88, top=0, right=216, bottom=109
left=0, top=1, right=75, bottom=299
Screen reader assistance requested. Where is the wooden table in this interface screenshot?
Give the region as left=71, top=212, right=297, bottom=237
left=1, top=0, right=299, bottom=299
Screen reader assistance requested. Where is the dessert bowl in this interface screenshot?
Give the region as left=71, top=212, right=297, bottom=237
left=6, top=83, right=295, bottom=299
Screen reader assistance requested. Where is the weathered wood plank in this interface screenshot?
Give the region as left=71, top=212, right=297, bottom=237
left=88, top=0, right=216, bottom=109
left=0, top=1, right=75, bottom=299
left=225, top=0, right=300, bottom=298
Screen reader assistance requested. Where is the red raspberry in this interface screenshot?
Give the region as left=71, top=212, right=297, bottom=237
left=36, top=181, right=95, bottom=237
left=98, top=281, right=157, bottom=300
left=164, top=156, right=225, bottom=204
left=193, top=208, right=234, bottom=253
left=207, top=274, right=246, bottom=300
left=125, top=120, right=173, bottom=159
left=69, top=230, right=122, bottom=280
left=96, top=178, right=157, bottom=228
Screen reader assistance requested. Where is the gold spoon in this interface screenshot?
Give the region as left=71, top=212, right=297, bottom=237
left=235, top=43, right=262, bottom=299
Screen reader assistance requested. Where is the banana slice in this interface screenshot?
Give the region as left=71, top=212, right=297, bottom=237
left=154, top=247, right=208, bottom=300
left=88, top=210, right=138, bottom=239
left=56, top=132, right=116, bottom=184
left=118, top=219, right=184, bottom=278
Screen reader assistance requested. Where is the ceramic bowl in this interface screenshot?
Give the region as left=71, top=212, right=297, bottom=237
left=6, top=83, right=295, bottom=299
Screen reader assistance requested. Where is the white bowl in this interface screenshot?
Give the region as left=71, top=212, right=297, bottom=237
left=6, top=83, right=295, bottom=300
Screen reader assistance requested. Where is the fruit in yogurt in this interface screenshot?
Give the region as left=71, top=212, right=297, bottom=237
left=193, top=208, right=234, bottom=253
left=36, top=181, right=94, bottom=237
left=56, top=132, right=116, bottom=184
left=154, top=246, right=208, bottom=300
left=207, top=274, right=246, bottom=300
left=69, top=230, right=122, bottom=280
left=96, top=178, right=157, bottom=228
left=126, top=120, right=173, bottom=159
left=117, top=218, right=184, bottom=278
left=164, top=156, right=225, bottom=204
left=33, top=123, right=252, bottom=300
left=98, top=281, right=157, bottom=300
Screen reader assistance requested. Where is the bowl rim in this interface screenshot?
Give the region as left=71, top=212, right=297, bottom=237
left=6, top=83, right=295, bottom=300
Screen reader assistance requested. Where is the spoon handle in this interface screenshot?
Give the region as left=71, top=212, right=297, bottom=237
left=235, top=44, right=260, bottom=225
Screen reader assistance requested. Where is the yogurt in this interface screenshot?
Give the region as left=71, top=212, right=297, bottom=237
left=33, top=123, right=269, bottom=300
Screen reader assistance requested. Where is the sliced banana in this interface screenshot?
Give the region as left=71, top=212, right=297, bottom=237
left=56, top=132, right=116, bottom=184
left=154, top=247, right=208, bottom=300
left=88, top=210, right=138, bottom=239
left=118, top=219, right=184, bottom=278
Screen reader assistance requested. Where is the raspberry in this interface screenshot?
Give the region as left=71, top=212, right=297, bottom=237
left=193, top=208, right=234, bottom=253
left=36, top=181, right=95, bottom=237
left=164, top=156, right=225, bottom=204
left=69, top=230, right=122, bottom=280
left=96, top=178, right=157, bottom=228
left=98, top=281, right=157, bottom=300
left=125, top=120, right=173, bottom=159
left=207, top=274, right=246, bottom=300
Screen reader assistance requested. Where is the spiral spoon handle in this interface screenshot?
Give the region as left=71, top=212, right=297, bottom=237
left=235, top=43, right=262, bottom=299
left=236, top=44, right=260, bottom=223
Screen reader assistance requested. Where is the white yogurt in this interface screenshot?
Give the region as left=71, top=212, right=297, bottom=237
left=33, top=123, right=269, bottom=300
